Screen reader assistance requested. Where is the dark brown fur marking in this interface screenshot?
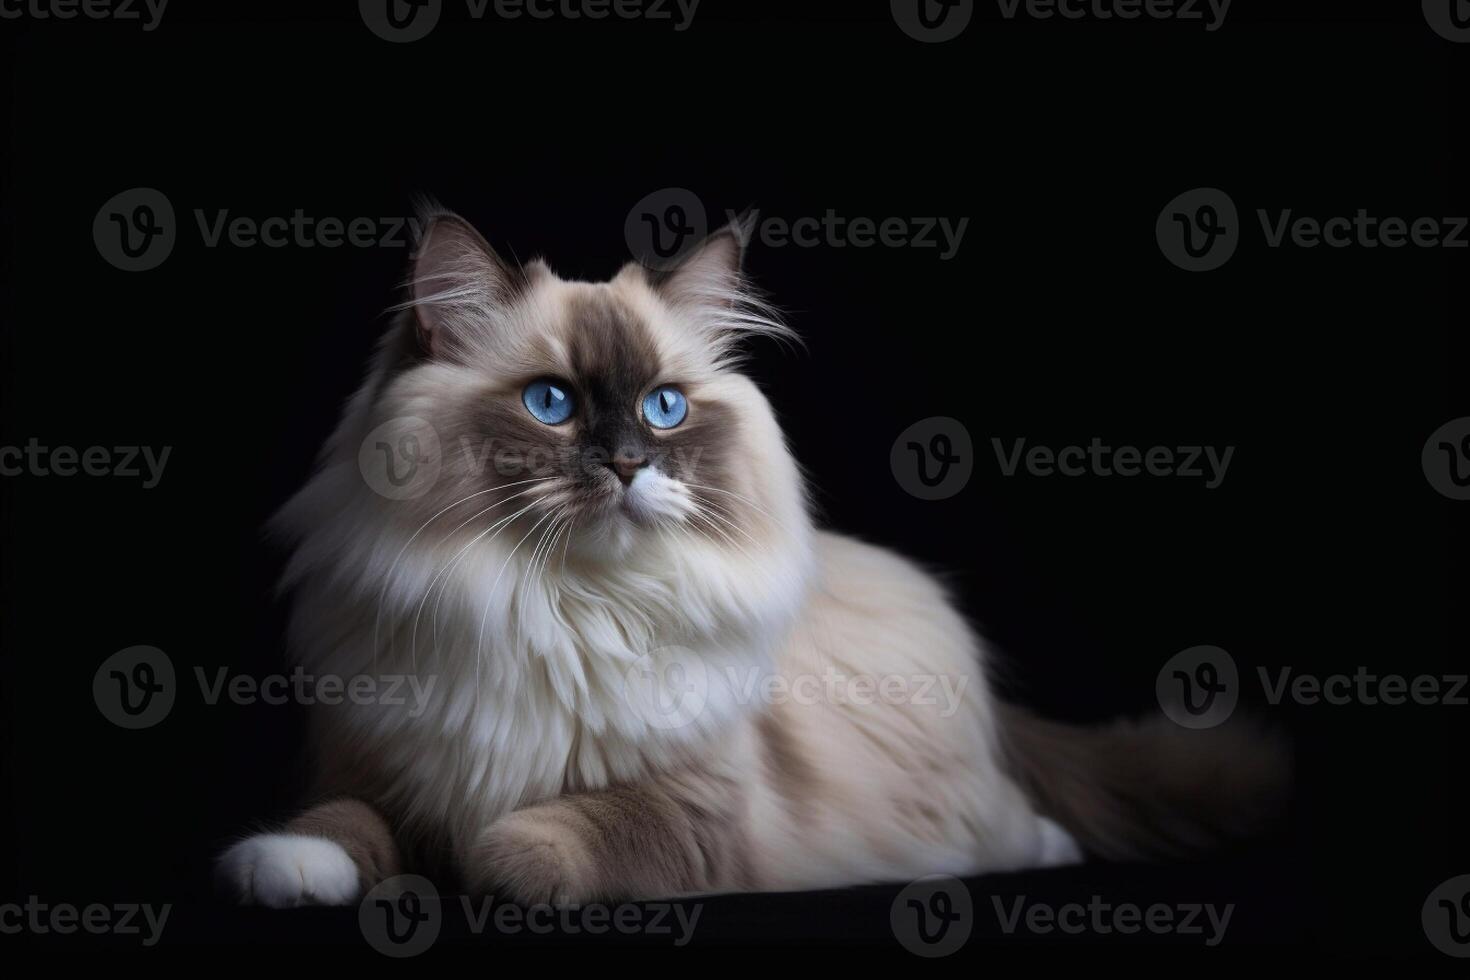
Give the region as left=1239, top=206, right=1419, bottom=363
left=473, top=769, right=752, bottom=901
left=995, top=702, right=1291, bottom=861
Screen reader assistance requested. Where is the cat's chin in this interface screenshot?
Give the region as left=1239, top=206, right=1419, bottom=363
left=606, top=496, right=675, bottom=535
left=561, top=492, right=688, bottom=562
left=617, top=493, right=669, bottom=529
left=565, top=507, right=641, bottom=561
left=621, top=469, right=694, bottom=526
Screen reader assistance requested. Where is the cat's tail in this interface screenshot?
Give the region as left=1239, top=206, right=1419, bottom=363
left=994, top=702, right=1291, bottom=861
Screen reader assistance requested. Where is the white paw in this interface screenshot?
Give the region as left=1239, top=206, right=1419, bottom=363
left=1036, top=817, right=1084, bottom=867
left=217, top=833, right=361, bottom=908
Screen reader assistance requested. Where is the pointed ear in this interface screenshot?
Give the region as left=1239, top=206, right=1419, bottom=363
left=407, top=210, right=527, bottom=359
left=644, top=214, right=753, bottom=309
left=637, top=212, right=798, bottom=359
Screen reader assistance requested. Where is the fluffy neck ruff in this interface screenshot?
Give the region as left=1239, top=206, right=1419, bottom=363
left=272, top=406, right=814, bottom=847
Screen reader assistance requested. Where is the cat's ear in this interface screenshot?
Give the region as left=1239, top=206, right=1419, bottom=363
left=405, top=208, right=527, bottom=359
left=644, top=214, right=753, bottom=310
left=639, top=212, right=798, bottom=358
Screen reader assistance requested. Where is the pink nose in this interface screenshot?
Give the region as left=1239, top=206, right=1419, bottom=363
left=612, top=452, right=646, bottom=485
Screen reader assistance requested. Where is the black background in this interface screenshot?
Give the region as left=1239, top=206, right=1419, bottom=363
left=0, top=0, right=1465, bottom=958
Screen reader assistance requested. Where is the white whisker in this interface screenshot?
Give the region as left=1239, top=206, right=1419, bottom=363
left=425, top=482, right=562, bottom=651
left=681, top=482, right=797, bottom=535
left=475, top=507, right=560, bottom=671
left=410, top=495, right=544, bottom=671
left=686, top=492, right=765, bottom=551
left=372, top=477, right=556, bottom=671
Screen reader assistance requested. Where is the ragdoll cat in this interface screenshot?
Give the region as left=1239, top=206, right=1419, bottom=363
left=217, top=207, right=1285, bottom=907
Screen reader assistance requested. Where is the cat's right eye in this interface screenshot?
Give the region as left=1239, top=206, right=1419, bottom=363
left=522, top=379, right=576, bottom=425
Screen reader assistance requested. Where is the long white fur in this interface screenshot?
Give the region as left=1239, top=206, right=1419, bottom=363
left=249, top=230, right=1073, bottom=897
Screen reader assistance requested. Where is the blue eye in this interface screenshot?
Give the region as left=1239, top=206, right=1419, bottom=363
left=523, top=379, right=575, bottom=425
left=642, top=386, right=688, bottom=429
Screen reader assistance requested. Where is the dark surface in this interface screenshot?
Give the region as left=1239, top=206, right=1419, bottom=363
left=0, top=0, right=1464, bottom=957
left=172, top=851, right=1305, bottom=949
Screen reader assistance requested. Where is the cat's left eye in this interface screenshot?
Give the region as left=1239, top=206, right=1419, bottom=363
left=642, top=386, right=688, bottom=430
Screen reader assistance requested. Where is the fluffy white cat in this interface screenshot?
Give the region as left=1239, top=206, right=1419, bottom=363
left=218, top=208, right=1284, bottom=907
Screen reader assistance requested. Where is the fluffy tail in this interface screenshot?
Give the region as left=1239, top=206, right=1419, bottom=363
left=995, top=703, right=1291, bottom=861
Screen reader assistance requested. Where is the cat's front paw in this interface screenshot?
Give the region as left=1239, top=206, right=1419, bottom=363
left=216, top=833, right=362, bottom=908
left=469, top=810, right=598, bottom=906
left=1035, top=817, right=1084, bottom=868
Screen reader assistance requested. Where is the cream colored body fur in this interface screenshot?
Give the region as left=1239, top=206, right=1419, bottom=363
left=219, top=217, right=1078, bottom=906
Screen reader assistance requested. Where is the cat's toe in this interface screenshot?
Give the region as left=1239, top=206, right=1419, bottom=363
left=470, top=812, right=595, bottom=906
left=216, top=833, right=362, bottom=908
left=1035, top=817, right=1084, bottom=867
